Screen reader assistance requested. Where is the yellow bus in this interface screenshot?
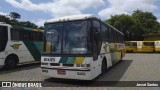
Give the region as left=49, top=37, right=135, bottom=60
left=137, top=41, right=155, bottom=52
left=155, top=40, right=160, bottom=52
left=125, top=41, right=138, bottom=53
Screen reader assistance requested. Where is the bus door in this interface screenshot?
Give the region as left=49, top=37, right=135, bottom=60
left=137, top=41, right=142, bottom=52
left=143, top=42, right=154, bottom=52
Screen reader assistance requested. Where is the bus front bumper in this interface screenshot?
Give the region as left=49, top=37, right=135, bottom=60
left=41, top=67, right=93, bottom=80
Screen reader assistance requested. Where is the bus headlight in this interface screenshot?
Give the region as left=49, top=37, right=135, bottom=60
left=76, top=64, right=81, bottom=67
left=81, top=64, right=85, bottom=67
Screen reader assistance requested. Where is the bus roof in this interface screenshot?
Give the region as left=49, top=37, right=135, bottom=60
left=45, top=14, right=98, bottom=24
left=45, top=14, right=123, bottom=35
left=12, top=25, right=43, bottom=32
left=0, top=23, right=43, bottom=32
left=125, top=41, right=155, bottom=42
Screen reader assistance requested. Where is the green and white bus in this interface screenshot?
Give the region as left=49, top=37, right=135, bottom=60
left=41, top=14, right=125, bottom=80
left=0, top=22, right=43, bottom=69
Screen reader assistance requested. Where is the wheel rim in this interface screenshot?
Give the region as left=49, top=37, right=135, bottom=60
left=7, top=60, right=16, bottom=67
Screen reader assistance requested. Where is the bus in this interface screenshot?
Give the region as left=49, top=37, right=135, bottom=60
left=41, top=14, right=125, bottom=80
left=0, top=22, right=43, bottom=69
left=125, top=41, right=138, bottom=53
left=137, top=41, right=155, bottom=52
left=155, top=40, right=160, bottom=52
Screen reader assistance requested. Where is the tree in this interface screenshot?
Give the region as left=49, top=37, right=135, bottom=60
left=0, top=13, right=39, bottom=29
left=133, top=9, right=142, bottom=15
left=20, top=21, right=38, bottom=28
left=131, top=10, right=159, bottom=40
left=9, top=12, right=21, bottom=20
left=106, top=14, right=134, bottom=40
left=106, top=10, right=160, bottom=41
left=38, top=26, right=44, bottom=30
left=0, top=15, right=11, bottom=24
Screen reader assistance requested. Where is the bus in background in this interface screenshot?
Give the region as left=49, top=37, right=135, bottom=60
left=155, top=40, right=160, bottom=52
left=0, top=22, right=43, bottom=69
left=137, top=41, right=155, bottom=53
left=125, top=41, right=138, bottom=53
left=41, top=14, right=125, bottom=80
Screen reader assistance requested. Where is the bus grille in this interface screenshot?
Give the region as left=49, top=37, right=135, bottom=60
left=63, top=64, right=74, bottom=67
left=50, top=63, right=60, bottom=66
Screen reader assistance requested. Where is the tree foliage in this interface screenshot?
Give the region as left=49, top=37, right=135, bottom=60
left=106, top=10, right=160, bottom=40
left=9, top=12, right=21, bottom=20
left=107, top=14, right=134, bottom=40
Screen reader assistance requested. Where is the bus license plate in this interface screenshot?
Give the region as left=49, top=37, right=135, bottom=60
left=57, top=70, right=66, bottom=75
left=42, top=70, right=48, bottom=73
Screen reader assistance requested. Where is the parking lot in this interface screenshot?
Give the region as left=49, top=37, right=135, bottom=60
left=0, top=53, right=160, bottom=90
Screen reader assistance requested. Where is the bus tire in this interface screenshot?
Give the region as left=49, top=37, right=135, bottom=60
left=5, top=55, right=18, bottom=69
left=101, top=58, right=107, bottom=74
left=121, top=52, right=123, bottom=60
left=126, top=50, right=129, bottom=53
left=130, top=50, right=134, bottom=53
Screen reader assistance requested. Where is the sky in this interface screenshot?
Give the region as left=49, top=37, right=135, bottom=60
left=0, top=0, right=160, bottom=27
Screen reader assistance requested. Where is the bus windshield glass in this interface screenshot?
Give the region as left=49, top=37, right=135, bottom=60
left=44, top=20, right=91, bottom=54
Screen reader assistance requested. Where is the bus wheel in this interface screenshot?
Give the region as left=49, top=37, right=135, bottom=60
left=121, top=52, right=123, bottom=60
left=5, top=55, right=18, bottom=69
left=126, top=50, right=129, bottom=53
left=130, top=50, right=134, bottom=53
left=101, top=59, right=107, bottom=74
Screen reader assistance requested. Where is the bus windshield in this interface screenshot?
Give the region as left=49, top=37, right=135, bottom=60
left=44, top=20, right=91, bottom=55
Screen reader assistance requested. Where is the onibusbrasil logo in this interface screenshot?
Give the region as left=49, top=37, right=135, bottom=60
left=1, top=82, right=42, bottom=87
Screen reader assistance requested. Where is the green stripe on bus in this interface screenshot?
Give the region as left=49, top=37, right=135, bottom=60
left=23, top=41, right=41, bottom=61
left=66, top=57, right=76, bottom=64
left=59, top=57, right=68, bottom=63
left=33, top=42, right=43, bottom=53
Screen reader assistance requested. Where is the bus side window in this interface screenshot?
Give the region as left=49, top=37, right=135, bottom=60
left=39, top=32, right=43, bottom=41
left=93, top=20, right=101, bottom=60
left=22, top=31, right=29, bottom=40
left=114, top=31, right=118, bottom=43
left=29, top=31, right=33, bottom=40
left=101, top=23, right=109, bottom=42
left=11, top=28, right=19, bottom=40
left=0, top=26, right=8, bottom=52
left=34, top=32, right=43, bottom=41
left=109, top=28, right=114, bottom=43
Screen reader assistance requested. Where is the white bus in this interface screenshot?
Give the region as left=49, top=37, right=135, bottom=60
left=0, top=22, right=43, bottom=69
left=41, top=14, right=125, bottom=80
left=155, top=40, right=160, bottom=52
